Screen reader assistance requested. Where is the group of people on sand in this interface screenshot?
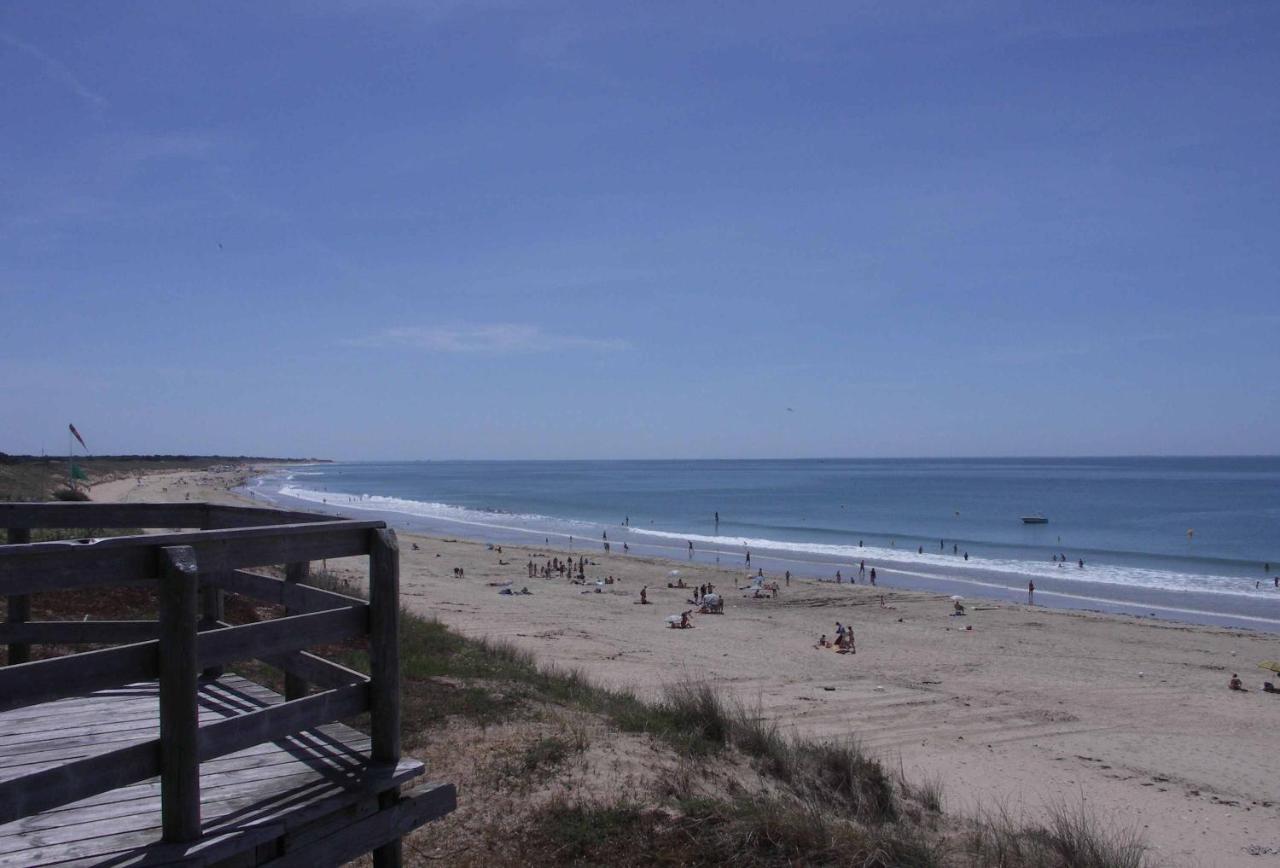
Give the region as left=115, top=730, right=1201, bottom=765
left=816, top=621, right=855, bottom=654
left=528, top=556, right=588, bottom=580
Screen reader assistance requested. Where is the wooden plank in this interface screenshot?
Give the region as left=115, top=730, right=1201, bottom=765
left=0, top=520, right=382, bottom=594
left=158, top=546, right=200, bottom=842
left=197, top=683, right=369, bottom=762
left=5, top=528, right=30, bottom=666
left=0, top=641, right=158, bottom=713
left=368, top=528, right=400, bottom=765
left=266, top=782, right=456, bottom=868
left=0, top=621, right=160, bottom=645
left=198, top=606, right=367, bottom=669
left=211, top=569, right=364, bottom=613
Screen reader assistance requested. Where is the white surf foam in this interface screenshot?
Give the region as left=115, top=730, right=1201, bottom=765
left=628, top=528, right=1270, bottom=600
left=276, top=485, right=595, bottom=537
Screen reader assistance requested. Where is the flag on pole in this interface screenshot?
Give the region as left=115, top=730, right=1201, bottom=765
left=69, top=423, right=87, bottom=450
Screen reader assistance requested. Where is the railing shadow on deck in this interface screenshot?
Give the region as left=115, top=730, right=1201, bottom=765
left=0, top=500, right=451, bottom=867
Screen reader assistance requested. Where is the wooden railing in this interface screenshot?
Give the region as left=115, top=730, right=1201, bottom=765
left=0, top=503, right=404, bottom=857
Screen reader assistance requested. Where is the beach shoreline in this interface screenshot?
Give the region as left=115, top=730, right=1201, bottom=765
left=94, top=466, right=1280, bottom=866
left=249, top=468, right=1280, bottom=635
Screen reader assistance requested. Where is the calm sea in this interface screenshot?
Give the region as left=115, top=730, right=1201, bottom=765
left=250, top=458, right=1280, bottom=631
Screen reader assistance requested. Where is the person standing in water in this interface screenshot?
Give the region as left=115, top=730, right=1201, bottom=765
left=869, top=568, right=876, bottom=585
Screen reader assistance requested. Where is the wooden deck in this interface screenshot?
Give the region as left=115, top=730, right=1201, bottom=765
left=0, top=675, right=450, bottom=867
left=1, top=503, right=456, bottom=867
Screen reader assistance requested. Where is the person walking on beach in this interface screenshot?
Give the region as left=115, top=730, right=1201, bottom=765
left=859, top=561, right=865, bottom=579
left=688, top=540, right=694, bottom=558
left=1028, top=580, right=1035, bottom=604
left=836, top=570, right=842, bottom=584
left=869, top=568, right=876, bottom=585
left=785, top=570, right=790, bottom=587
left=745, top=550, right=750, bottom=566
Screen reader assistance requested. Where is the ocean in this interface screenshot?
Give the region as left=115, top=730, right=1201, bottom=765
left=248, top=457, right=1280, bottom=631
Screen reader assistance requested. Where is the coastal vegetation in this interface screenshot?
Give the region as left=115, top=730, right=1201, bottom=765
left=289, top=569, right=1152, bottom=867
left=0, top=454, right=323, bottom=502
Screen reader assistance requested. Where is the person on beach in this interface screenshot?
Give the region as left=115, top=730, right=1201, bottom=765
left=640, top=586, right=648, bottom=604
left=836, top=570, right=842, bottom=583
left=1229, top=674, right=1245, bottom=691
left=816, top=634, right=831, bottom=648
left=835, top=622, right=845, bottom=643
left=680, top=610, right=693, bottom=629
left=785, top=570, right=791, bottom=587
left=1028, top=580, right=1035, bottom=604
left=964, top=552, right=969, bottom=561
left=869, top=568, right=876, bottom=585
left=954, top=600, right=966, bottom=615
left=859, top=561, right=865, bottom=578
left=745, top=550, right=751, bottom=565
left=918, top=545, right=923, bottom=554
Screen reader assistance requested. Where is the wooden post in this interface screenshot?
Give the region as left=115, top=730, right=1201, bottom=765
left=5, top=528, right=31, bottom=666
left=368, top=528, right=402, bottom=868
left=159, top=545, right=201, bottom=843
left=199, top=577, right=226, bottom=680
left=284, top=561, right=310, bottom=700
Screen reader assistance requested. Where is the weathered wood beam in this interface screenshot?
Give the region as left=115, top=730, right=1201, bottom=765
left=266, top=782, right=457, bottom=868
left=210, top=568, right=364, bottom=613
left=0, top=620, right=161, bottom=645
left=0, top=640, right=158, bottom=712
left=197, top=683, right=369, bottom=762
left=368, top=528, right=400, bottom=766
left=198, top=606, right=367, bottom=669
left=0, top=520, right=382, bottom=594
left=0, top=738, right=160, bottom=825
left=158, top=545, right=201, bottom=842
left=0, top=606, right=364, bottom=711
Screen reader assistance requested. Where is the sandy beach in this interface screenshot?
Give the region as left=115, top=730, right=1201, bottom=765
left=97, top=468, right=1280, bottom=867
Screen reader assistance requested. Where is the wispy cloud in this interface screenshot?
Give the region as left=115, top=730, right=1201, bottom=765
left=0, top=32, right=107, bottom=113
left=344, top=323, right=629, bottom=353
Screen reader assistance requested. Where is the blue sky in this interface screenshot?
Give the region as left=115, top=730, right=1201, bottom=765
left=2, top=2, right=1277, bottom=459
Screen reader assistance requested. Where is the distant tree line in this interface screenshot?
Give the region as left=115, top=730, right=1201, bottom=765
left=0, top=454, right=330, bottom=464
